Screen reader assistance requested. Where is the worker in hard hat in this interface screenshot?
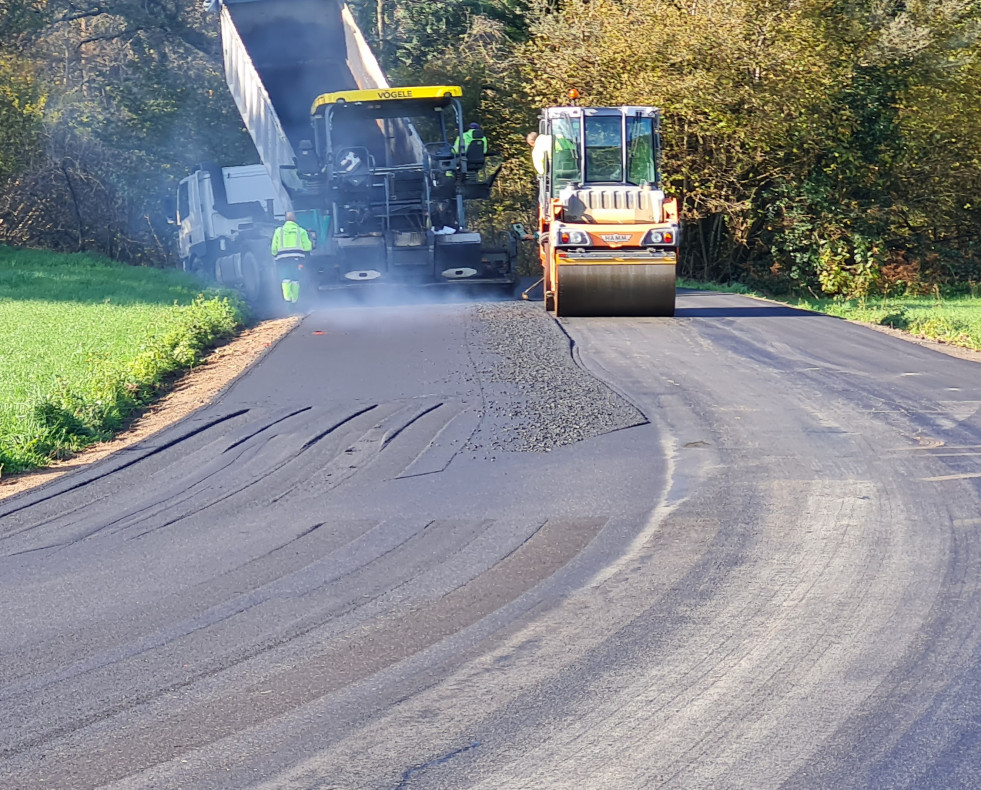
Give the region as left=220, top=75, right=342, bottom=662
left=271, top=211, right=312, bottom=305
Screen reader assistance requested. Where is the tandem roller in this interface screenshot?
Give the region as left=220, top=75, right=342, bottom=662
left=533, top=98, right=681, bottom=318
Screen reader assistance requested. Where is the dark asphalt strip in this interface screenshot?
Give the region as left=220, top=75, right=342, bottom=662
left=5, top=517, right=607, bottom=789
left=0, top=409, right=250, bottom=525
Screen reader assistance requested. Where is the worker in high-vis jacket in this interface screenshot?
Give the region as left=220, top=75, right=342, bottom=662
left=453, top=122, right=488, bottom=156
left=270, top=211, right=312, bottom=305
left=527, top=131, right=550, bottom=176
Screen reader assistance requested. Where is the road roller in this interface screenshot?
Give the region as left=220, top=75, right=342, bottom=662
left=533, top=100, right=680, bottom=316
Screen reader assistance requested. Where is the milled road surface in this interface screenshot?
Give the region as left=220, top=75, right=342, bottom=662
left=2, top=290, right=981, bottom=789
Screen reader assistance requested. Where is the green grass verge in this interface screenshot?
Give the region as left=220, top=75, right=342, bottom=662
left=0, top=246, right=248, bottom=476
left=679, top=278, right=981, bottom=351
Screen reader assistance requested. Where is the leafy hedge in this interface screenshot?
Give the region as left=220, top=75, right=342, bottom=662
left=0, top=294, right=246, bottom=476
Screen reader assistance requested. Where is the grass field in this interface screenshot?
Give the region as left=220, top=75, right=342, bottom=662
left=804, top=293, right=981, bottom=350
left=679, top=279, right=981, bottom=351
left=0, top=246, right=246, bottom=475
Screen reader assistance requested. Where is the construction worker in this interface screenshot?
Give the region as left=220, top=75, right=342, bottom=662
left=527, top=131, right=550, bottom=176
left=271, top=211, right=312, bottom=305
left=453, top=122, right=488, bottom=156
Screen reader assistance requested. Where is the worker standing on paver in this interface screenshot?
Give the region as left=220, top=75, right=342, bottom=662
left=271, top=211, right=312, bottom=306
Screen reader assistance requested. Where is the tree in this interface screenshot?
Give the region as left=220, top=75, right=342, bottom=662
left=0, top=1, right=47, bottom=180
left=515, top=0, right=981, bottom=293
left=0, top=0, right=254, bottom=264
left=0, top=56, right=45, bottom=183
left=351, top=0, right=533, bottom=74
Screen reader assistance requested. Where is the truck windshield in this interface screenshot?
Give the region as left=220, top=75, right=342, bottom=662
left=626, top=116, right=658, bottom=186
left=584, top=115, right=623, bottom=182
left=177, top=181, right=189, bottom=223
left=327, top=102, right=458, bottom=166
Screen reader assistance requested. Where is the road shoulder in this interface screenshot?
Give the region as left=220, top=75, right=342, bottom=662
left=0, top=316, right=300, bottom=502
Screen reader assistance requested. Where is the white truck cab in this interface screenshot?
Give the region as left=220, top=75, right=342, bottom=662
left=174, top=163, right=286, bottom=303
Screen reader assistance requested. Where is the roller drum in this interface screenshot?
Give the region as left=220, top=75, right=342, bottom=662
left=555, top=261, right=676, bottom=317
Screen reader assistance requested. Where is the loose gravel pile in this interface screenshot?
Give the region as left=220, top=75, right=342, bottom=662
left=468, top=301, right=646, bottom=453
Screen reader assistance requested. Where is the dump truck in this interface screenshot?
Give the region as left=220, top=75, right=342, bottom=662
left=173, top=163, right=285, bottom=304
left=173, top=0, right=515, bottom=301
left=533, top=102, right=680, bottom=316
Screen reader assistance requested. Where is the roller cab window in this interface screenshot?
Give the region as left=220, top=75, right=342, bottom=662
left=584, top=115, right=623, bottom=183
left=550, top=117, right=581, bottom=196
left=626, top=116, right=658, bottom=186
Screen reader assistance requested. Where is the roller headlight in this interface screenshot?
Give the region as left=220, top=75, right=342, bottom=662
left=643, top=229, right=676, bottom=246
left=556, top=229, right=590, bottom=246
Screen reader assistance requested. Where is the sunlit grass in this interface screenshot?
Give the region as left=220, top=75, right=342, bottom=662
left=0, top=245, right=246, bottom=475
left=679, top=278, right=981, bottom=351
left=0, top=246, right=210, bottom=304
left=1, top=302, right=194, bottom=407
left=801, top=294, right=981, bottom=350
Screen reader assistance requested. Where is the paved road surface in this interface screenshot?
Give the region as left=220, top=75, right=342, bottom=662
left=2, top=290, right=980, bottom=789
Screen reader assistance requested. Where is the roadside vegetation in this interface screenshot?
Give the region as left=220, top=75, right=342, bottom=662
left=680, top=278, right=981, bottom=351
left=0, top=246, right=246, bottom=476
left=801, top=291, right=981, bottom=351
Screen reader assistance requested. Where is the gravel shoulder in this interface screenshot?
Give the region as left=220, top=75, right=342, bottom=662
left=857, top=320, right=981, bottom=362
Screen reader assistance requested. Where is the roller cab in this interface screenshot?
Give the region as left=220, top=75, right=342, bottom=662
left=537, top=104, right=679, bottom=316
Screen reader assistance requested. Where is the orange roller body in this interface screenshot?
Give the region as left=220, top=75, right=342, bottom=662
left=534, top=103, right=680, bottom=317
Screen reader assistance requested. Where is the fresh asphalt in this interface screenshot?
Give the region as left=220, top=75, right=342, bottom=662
left=2, top=289, right=981, bottom=789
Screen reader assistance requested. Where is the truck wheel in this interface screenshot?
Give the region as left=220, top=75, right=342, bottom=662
left=185, top=254, right=206, bottom=277
left=240, top=249, right=263, bottom=304
left=242, top=248, right=284, bottom=318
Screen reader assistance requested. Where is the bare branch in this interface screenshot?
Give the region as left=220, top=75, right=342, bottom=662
left=53, top=5, right=108, bottom=25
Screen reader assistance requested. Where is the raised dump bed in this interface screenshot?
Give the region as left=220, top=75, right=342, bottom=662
left=219, top=0, right=390, bottom=206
